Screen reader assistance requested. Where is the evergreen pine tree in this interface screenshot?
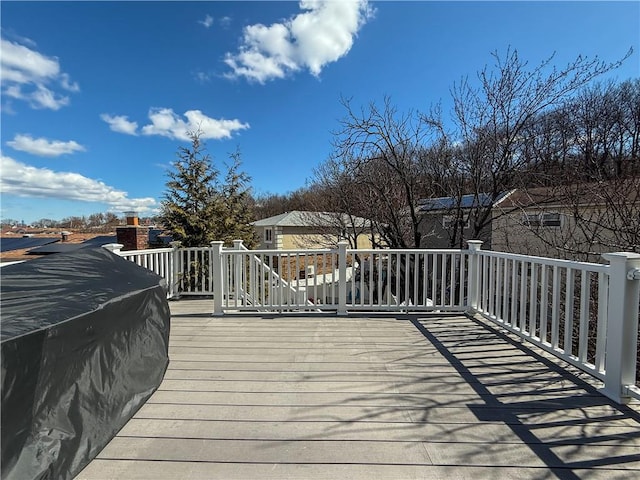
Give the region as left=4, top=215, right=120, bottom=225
left=160, top=131, right=221, bottom=247
left=218, top=148, right=258, bottom=248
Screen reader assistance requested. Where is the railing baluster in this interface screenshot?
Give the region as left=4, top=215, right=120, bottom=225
left=349, top=252, right=355, bottom=307
left=495, top=257, right=503, bottom=320
left=377, top=252, right=383, bottom=308
left=500, top=258, right=508, bottom=322
left=487, top=256, right=494, bottom=316
left=529, top=263, right=537, bottom=338
left=431, top=253, right=437, bottom=309
left=578, top=269, right=590, bottom=363
left=483, top=255, right=490, bottom=313
left=413, top=253, right=420, bottom=308
left=510, top=258, right=517, bottom=327
left=551, top=266, right=560, bottom=349
left=595, top=271, right=608, bottom=373
left=439, top=253, right=445, bottom=307
left=564, top=268, right=575, bottom=356
left=519, top=260, right=527, bottom=333
left=540, top=264, right=548, bottom=343
left=448, top=253, right=454, bottom=307
left=403, top=253, right=411, bottom=310
left=395, top=252, right=401, bottom=307
left=360, top=253, right=366, bottom=307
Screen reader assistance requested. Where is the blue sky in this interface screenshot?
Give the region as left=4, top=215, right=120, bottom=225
left=1, top=1, right=638, bottom=224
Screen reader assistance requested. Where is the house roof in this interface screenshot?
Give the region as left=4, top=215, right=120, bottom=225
left=494, top=179, right=640, bottom=209
left=0, top=237, right=59, bottom=253
left=27, top=235, right=117, bottom=255
left=418, top=191, right=513, bottom=212
left=252, top=210, right=372, bottom=228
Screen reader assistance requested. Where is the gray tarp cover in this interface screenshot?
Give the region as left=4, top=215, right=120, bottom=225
left=1, top=248, right=171, bottom=480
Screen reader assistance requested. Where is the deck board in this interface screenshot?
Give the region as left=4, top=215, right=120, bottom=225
left=76, top=299, right=640, bottom=479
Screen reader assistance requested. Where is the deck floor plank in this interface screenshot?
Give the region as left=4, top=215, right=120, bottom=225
left=76, top=299, right=640, bottom=480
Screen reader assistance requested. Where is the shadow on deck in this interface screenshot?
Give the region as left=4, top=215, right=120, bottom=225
left=77, top=299, right=640, bottom=480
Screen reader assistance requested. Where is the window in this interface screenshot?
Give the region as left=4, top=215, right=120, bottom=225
left=442, top=215, right=470, bottom=229
left=264, top=228, right=273, bottom=243
left=541, top=213, right=561, bottom=227
left=523, top=213, right=561, bottom=227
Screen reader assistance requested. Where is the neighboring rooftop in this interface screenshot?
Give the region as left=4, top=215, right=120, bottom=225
left=252, top=211, right=372, bottom=228
left=0, top=232, right=116, bottom=263
left=0, top=237, right=59, bottom=253
left=27, top=235, right=117, bottom=255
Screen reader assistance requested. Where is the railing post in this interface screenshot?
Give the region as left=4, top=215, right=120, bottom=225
left=466, top=240, right=483, bottom=312
left=600, top=252, right=640, bottom=404
left=337, top=241, right=348, bottom=316
left=169, top=241, right=182, bottom=300
left=102, top=243, right=124, bottom=255
left=211, top=241, right=225, bottom=316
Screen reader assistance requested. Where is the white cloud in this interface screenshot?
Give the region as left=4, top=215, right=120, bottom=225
left=0, top=37, right=79, bottom=110
left=199, top=14, right=214, bottom=28
left=6, top=134, right=86, bottom=157
left=140, top=108, right=249, bottom=141
left=224, top=0, right=373, bottom=83
left=0, top=154, right=156, bottom=213
left=100, top=113, right=139, bottom=135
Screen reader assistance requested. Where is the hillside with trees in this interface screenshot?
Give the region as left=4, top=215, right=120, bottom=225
left=258, top=49, right=639, bottom=259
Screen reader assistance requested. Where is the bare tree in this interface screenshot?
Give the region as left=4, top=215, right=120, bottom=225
left=443, top=47, right=632, bottom=245
left=328, top=96, right=440, bottom=248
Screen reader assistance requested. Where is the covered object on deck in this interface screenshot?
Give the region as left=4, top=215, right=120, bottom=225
left=1, top=247, right=171, bottom=480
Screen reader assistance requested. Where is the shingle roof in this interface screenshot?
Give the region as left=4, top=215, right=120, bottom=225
left=252, top=211, right=371, bottom=228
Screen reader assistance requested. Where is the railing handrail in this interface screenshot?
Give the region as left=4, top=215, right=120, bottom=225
left=477, top=249, right=609, bottom=272
left=226, top=247, right=335, bottom=255
left=118, top=247, right=174, bottom=256
left=348, top=247, right=465, bottom=255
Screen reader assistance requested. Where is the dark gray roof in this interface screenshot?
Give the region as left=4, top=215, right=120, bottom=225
left=0, top=237, right=59, bottom=253
left=27, top=236, right=117, bottom=255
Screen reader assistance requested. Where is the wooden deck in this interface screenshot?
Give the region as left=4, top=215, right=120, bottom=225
left=77, top=299, right=640, bottom=480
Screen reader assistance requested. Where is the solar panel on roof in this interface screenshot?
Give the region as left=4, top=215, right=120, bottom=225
left=418, top=192, right=508, bottom=212
left=0, top=237, right=59, bottom=253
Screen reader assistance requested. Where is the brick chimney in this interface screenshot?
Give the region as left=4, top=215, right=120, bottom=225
left=116, top=211, right=149, bottom=251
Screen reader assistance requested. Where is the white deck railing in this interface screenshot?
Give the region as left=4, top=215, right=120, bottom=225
left=473, top=248, right=610, bottom=381
left=104, top=240, right=640, bottom=405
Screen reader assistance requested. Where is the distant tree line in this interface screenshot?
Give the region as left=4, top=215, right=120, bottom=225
left=1, top=212, right=161, bottom=232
